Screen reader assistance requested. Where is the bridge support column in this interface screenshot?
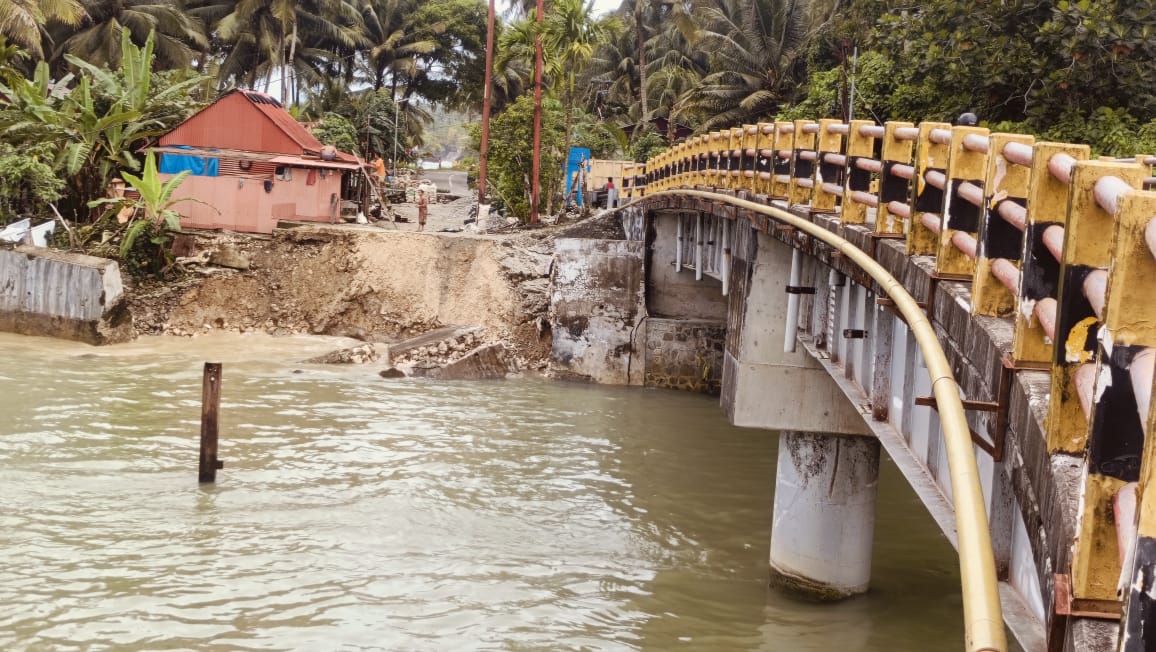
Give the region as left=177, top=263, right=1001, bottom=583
left=770, top=430, right=880, bottom=600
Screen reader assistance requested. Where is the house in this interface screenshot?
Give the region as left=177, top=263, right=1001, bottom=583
left=155, top=89, right=362, bottom=234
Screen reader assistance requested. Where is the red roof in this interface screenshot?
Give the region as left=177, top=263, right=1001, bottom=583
left=160, top=89, right=357, bottom=163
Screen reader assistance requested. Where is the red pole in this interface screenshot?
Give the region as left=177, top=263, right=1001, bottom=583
left=530, top=0, right=545, bottom=224
left=478, top=0, right=496, bottom=205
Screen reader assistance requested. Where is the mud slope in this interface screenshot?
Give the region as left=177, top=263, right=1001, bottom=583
left=158, top=227, right=552, bottom=361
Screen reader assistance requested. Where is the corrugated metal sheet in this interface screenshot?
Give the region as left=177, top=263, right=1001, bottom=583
left=159, top=90, right=356, bottom=162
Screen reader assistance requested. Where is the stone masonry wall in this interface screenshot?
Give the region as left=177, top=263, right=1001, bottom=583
left=643, top=318, right=726, bottom=394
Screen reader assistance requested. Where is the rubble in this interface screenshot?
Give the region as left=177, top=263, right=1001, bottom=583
left=409, top=343, right=511, bottom=380
left=304, top=343, right=380, bottom=364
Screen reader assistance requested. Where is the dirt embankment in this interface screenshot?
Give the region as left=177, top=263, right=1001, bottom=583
left=127, top=224, right=557, bottom=367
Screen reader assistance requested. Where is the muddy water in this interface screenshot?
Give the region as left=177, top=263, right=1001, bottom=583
left=0, top=332, right=967, bottom=650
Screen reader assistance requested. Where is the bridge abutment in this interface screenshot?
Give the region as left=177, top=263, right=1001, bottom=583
left=769, top=430, right=881, bottom=600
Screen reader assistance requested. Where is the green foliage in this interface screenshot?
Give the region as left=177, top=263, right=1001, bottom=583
left=311, top=113, right=359, bottom=154
left=778, top=52, right=897, bottom=124
left=86, top=151, right=208, bottom=275
left=0, top=30, right=208, bottom=219
left=630, top=129, right=666, bottom=162
left=571, top=112, right=625, bottom=159
left=470, top=95, right=565, bottom=220
left=1039, top=108, right=1156, bottom=157
left=840, top=0, right=1156, bottom=127
left=0, top=142, right=64, bottom=218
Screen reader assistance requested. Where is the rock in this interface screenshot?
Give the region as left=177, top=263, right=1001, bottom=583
left=417, top=343, right=511, bottom=380
left=378, top=367, right=406, bottom=378
left=304, top=343, right=379, bottom=364
left=209, top=244, right=251, bottom=270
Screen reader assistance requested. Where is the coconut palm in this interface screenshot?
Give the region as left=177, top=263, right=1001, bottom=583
left=0, top=0, right=85, bottom=59
left=357, top=0, right=435, bottom=91
left=190, top=0, right=364, bottom=102
left=49, top=0, right=208, bottom=71
left=675, top=0, right=810, bottom=130
left=640, top=0, right=704, bottom=132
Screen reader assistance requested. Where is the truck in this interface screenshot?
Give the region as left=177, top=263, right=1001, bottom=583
left=582, top=158, right=633, bottom=208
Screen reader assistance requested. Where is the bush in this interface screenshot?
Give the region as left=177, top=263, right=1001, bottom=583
left=0, top=142, right=64, bottom=218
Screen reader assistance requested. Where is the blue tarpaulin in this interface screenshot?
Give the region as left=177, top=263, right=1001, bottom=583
left=159, top=147, right=219, bottom=176
left=564, top=147, right=591, bottom=205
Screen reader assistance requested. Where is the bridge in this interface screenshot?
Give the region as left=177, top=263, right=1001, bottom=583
left=547, top=119, right=1156, bottom=652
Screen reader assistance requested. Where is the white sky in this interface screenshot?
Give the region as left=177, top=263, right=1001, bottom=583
left=498, top=0, right=621, bottom=18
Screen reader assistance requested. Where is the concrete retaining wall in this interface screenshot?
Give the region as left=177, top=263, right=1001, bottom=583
left=550, top=238, right=645, bottom=384
left=643, top=318, right=725, bottom=393
left=0, top=245, right=133, bottom=344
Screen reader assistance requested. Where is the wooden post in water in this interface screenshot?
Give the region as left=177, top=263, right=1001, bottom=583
left=198, top=362, right=224, bottom=483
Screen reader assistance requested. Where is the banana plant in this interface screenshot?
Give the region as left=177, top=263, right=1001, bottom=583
left=87, top=150, right=211, bottom=260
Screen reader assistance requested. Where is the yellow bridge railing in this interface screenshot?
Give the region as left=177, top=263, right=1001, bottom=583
left=615, top=118, right=1156, bottom=651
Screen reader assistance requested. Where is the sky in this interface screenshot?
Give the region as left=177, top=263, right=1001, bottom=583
left=498, top=0, right=621, bottom=17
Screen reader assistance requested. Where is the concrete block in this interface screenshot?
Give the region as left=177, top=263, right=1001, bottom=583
left=418, top=343, right=510, bottom=380
left=0, top=244, right=133, bottom=344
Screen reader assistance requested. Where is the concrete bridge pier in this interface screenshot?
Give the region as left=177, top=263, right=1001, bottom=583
left=719, top=225, right=877, bottom=599
left=770, top=430, right=881, bottom=599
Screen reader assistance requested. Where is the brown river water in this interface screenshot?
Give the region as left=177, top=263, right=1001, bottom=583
left=0, top=331, right=971, bottom=651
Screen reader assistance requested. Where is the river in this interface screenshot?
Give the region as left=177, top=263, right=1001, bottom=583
left=0, top=331, right=970, bottom=650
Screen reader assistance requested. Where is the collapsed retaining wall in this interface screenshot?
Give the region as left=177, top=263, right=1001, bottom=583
left=0, top=245, right=133, bottom=344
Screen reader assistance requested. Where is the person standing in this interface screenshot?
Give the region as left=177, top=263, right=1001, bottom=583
left=373, top=156, right=386, bottom=181
left=416, top=182, right=430, bottom=231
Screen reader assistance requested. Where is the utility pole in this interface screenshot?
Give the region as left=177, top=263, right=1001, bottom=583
left=393, top=97, right=409, bottom=176
left=530, top=0, right=545, bottom=224
left=478, top=0, right=496, bottom=206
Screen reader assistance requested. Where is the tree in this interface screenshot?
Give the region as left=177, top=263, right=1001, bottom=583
left=358, top=0, right=436, bottom=92
left=849, top=0, right=1156, bottom=127
left=190, top=0, right=365, bottom=102
left=0, top=31, right=208, bottom=218
left=310, top=112, right=358, bottom=154
left=470, top=94, right=564, bottom=220
left=0, top=142, right=65, bottom=218
left=0, top=0, right=84, bottom=59
left=48, top=0, right=208, bottom=72
left=675, top=0, right=810, bottom=130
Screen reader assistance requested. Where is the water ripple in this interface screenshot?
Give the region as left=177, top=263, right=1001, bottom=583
left=0, top=332, right=966, bottom=651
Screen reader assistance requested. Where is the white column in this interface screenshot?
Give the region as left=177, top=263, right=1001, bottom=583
left=769, top=430, right=880, bottom=600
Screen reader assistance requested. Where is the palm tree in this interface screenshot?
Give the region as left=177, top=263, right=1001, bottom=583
left=0, top=0, right=85, bottom=59
left=675, top=0, right=810, bottom=130
left=49, top=0, right=208, bottom=71
left=357, top=0, right=435, bottom=92
left=640, top=0, right=703, bottom=134
left=542, top=0, right=616, bottom=155
left=587, top=19, right=639, bottom=121
left=191, top=0, right=364, bottom=102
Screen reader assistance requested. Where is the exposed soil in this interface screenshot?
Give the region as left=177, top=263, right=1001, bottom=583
left=123, top=203, right=622, bottom=371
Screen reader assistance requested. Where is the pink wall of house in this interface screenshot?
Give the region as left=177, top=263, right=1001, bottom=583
left=162, top=167, right=343, bottom=233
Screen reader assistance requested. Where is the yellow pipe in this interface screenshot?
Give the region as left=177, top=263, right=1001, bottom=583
left=612, top=191, right=1007, bottom=652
